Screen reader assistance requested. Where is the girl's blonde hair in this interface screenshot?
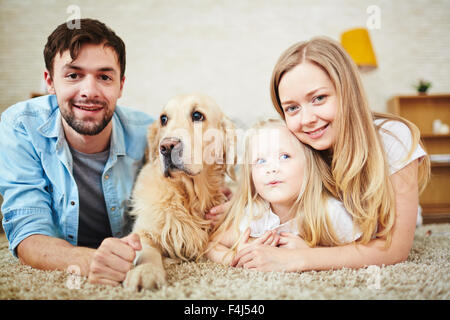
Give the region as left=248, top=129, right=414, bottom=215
left=269, top=36, right=430, bottom=245
left=209, top=119, right=354, bottom=262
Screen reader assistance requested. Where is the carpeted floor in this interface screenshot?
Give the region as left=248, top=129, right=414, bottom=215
left=0, top=223, right=449, bottom=300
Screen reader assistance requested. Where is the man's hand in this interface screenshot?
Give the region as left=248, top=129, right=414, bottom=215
left=88, top=233, right=142, bottom=286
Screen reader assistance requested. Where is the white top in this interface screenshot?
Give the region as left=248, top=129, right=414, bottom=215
left=239, top=198, right=363, bottom=244
left=377, top=119, right=427, bottom=226
left=375, top=119, right=426, bottom=174
left=239, top=119, right=427, bottom=242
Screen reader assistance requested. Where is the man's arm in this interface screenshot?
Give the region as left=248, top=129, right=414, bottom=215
left=17, top=233, right=142, bottom=286
left=17, top=234, right=95, bottom=276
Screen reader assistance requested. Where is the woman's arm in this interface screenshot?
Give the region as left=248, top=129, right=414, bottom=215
left=205, top=242, right=234, bottom=265
left=301, top=159, right=419, bottom=270
left=232, top=160, right=419, bottom=271
left=205, top=226, right=239, bottom=265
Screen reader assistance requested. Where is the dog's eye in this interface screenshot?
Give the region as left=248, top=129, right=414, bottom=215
left=160, top=114, right=168, bottom=126
left=192, top=111, right=204, bottom=122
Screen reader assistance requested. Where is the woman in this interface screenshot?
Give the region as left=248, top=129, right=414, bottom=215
left=230, top=37, right=430, bottom=271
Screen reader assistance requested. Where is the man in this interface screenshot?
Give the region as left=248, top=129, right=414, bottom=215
left=0, top=19, right=152, bottom=286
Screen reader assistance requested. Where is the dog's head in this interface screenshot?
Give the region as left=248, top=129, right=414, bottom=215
left=146, top=93, right=235, bottom=178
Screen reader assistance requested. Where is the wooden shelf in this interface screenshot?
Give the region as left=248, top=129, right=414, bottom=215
left=421, top=134, right=450, bottom=139
left=387, top=94, right=450, bottom=136
left=422, top=211, right=450, bottom=224
left=393, top=93, right=450, bottom=99
left=431, top=162, right=450, bottom=168
left=387, top=94, right=450, bottom=223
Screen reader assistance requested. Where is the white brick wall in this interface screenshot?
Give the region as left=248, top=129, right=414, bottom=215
left=1, top=0, right=450, bottom=126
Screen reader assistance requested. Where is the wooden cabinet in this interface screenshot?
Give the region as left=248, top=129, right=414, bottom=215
left=387, top=94, right=450, bottom=223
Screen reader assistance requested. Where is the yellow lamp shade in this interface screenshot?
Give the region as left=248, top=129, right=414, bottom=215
left=341, top=28, right=377, bottom=69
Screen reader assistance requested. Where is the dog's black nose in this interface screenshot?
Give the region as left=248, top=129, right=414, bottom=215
left=160, top=138, right=181, bottom=157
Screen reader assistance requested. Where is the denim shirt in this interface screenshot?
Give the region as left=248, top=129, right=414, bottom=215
left=0, top=95, right=154, bottom=257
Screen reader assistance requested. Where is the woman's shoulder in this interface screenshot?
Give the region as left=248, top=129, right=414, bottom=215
left=375, top=118, right=415, bottom=152
left=374, top=118, right=412, bottom=137
left=374, top=118, right=426, bottom=174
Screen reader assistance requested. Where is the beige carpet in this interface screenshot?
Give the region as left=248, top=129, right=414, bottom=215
left=0, top=223, right=449, bottom=300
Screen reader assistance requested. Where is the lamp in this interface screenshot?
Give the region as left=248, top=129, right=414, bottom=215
left=340, top=28, right=377, bottom=71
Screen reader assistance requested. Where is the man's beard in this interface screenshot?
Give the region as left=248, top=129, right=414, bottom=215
left=61, top=100, right=114, bottom=136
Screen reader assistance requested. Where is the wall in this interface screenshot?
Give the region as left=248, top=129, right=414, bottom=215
left=1, top=0, right=450, bottom=126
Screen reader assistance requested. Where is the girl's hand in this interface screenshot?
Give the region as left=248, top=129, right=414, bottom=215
left=231, top=232, right=310, bottom=272
left=278, top=232, right=310, bottom=249
left=231, top=245, right=298, bottom=272
left=237, top=228, right=280, bottom=252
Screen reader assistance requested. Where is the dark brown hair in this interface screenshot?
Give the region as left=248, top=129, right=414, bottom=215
left=44, top=18, right=126, bottom=78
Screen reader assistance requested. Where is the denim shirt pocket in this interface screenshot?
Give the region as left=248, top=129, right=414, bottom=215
left=46, top=184, right=64, bottom=211
left=45, top=183, right=65, bottom=234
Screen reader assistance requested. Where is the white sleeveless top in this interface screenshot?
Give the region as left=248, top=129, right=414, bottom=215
left=239, top=198, right=363, bottom=244
left=375, top=119, right=426, bottom=174
left=376, top=119, right=427, bottom=226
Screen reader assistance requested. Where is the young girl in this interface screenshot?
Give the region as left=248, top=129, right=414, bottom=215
left=230, top=37, right=430, bottom=271
left=206, top=119, right=362, bottom=266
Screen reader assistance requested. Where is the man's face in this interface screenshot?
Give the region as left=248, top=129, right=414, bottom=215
left=45, top=43, right=124, bottom=136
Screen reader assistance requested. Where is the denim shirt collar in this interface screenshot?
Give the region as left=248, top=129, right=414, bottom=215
left=110, top=113, right=127, bottom=157
left=37, top=100, right=127, bottom=158
left=37, top=95, right=61, bottom=139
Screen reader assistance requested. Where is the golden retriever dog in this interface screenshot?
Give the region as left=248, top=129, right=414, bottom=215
left=123, top=93, right=235, bottom=291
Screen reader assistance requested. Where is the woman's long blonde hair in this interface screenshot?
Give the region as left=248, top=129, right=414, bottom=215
left=209, top=119, right=355, bottom=262
left=269, top=37, right=430, bottom=245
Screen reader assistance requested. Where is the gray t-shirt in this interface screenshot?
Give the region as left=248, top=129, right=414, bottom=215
left=70, top=146, right=112, bottom=248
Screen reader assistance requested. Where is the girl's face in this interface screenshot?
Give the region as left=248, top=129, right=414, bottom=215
left=278, top=61, right=338, bottom=151
left=250, top=126, right=305, bottom=208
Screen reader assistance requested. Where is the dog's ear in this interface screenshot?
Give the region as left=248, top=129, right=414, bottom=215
left=146, top=121, right=160, bottom=163
left=221, top=115, right=237, bottom=181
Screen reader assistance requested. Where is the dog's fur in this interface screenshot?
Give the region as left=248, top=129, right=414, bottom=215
left=123, top=93, right=235, bottom=291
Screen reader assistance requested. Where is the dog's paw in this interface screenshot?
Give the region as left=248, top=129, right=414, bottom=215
left=123, top=263, right=167, bottom=291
